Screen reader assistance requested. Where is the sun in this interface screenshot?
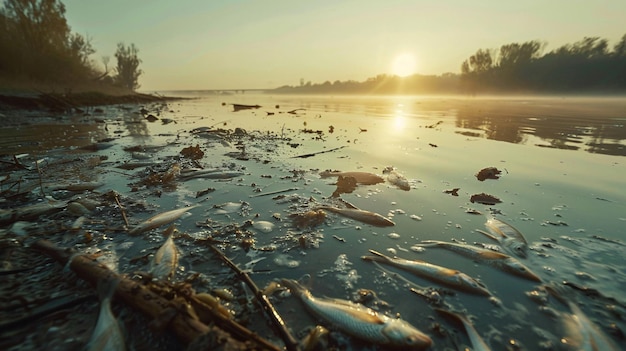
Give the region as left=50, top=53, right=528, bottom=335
left=390, top=53, right=417, bottom=77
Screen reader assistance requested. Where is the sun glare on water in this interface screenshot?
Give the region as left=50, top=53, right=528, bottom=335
left=390, top=53, right=417, bottom=77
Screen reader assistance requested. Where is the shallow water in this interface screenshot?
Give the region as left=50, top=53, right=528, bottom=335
left=1, top=94, right=625, bottom=350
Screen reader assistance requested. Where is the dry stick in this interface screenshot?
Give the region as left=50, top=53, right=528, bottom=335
left=112, top=191, right=130, bottom=228
left=209, top=245, right=301, bottom=351
left=291, top=145, right=347, bottom=159
left=34, top=158, right=45, bottom=196
left=31, top=239, right=280, bottom=351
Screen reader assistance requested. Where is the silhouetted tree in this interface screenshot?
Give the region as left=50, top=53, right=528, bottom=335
left=0, top=0, right=97, bottom=82
left=114, top=42, right=142, bottom=91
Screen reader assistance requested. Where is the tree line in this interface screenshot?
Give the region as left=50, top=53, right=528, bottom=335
left=0, top=0, right=142, bottom=91
left=274, top=34, right=626, bottom=94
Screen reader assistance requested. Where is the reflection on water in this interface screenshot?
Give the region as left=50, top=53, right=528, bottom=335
left=273, top=95, right=626, bottom=156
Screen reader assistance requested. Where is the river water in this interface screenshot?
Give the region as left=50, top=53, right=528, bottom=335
left=1, top=93, right=625, bottom=350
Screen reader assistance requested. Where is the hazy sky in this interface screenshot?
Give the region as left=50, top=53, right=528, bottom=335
left=63, top=0, right=626, bottom=91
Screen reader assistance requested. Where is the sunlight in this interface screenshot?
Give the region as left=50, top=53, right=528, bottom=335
left=390, top=53, right=417, bottom=77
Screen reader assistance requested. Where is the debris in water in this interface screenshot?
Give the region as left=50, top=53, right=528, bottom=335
left=475, top=167, right=502, bottom=181
left=470, top=193, right=502, bottom=205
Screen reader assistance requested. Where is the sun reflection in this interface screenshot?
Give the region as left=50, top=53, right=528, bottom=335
left=392, top=104, right=406, bottom=131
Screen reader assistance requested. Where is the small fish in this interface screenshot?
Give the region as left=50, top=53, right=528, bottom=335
left=416, top=240, right=541, bottom=282
left=85, top=277, right=126, bottom=351
left=317, top=206, right=395, bottom=227
left=150, top=226, right=179, bottom=280
left=435, top=309, right=491, bottom=351
left=362, top=250, right=490, bottom=296
left=280, top=279, right=432, bottom=349
left=179, top=168, right=244, bottom=180
left=546, top=285, right=620, bottom=351
left=128, top=205, right=198, bottom=235
left=319, top=170, right=385, bottom=185
left=476, top=217, right=528, bottom=258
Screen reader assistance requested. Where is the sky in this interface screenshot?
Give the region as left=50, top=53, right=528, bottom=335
left=62, top=0, right=626, bottom=91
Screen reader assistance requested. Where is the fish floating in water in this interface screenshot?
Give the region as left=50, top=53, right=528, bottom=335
left=361, top=250, right=491, bottom=296
left=280, top=279, right=432, bottom=349
left=150, top=225, right=179, bottom=280
left=85, top=277, right=126, bottom=351
left=476, top=217, right=528, bottom=258
left=435, top=309, right=491, bottom=351
left=317, top=205, right=395, bottom=227
left=128, top=205, right=198, bottom=235
left=545, top=285, right=620, bottom=351
left=416, top=240, right=541, bottom=282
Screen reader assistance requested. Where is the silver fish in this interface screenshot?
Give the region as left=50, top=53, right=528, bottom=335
left=435, top=309, right=491, bottom=351
left=546, top=285, right=620, bottom=351
left=476, top=217, right=528, bottom=258
left=417, top=240, right=541, bottom=282
left=128, top=205, right=198, bottom=235
left=150, top=226, right=178, bottom=280
left=317, top=206, right=395, bottom=227
left=85, top=277, right=126, bottom=351
left=362, top=250, right=490, bottom=296
left=280, top=279, right=432, bottom=349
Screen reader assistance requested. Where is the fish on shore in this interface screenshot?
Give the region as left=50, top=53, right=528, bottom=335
left=317, top=205, right=395, bottom=227
left=128, top=205, right=198, bottom=235
left=361, top=250, right=490, bottom=296
left=85, top=277, right=126, bottom=351
left=476, top=217, right=528, bottom=258
left=416, top=240, right=541, bottom=282
left=319, top=170, right=385, bottom=185
left=280, top=279, right=432, bottom=349
left=435, top=309, right=491, bottom=351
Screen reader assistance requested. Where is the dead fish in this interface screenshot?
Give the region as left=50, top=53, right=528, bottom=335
left=280, top=279, right=432, bottom=349
left=476, top=217, right=528, bottom=258
left=48, top=182, right=103, bottom=192
left=0, top=197, right=66, bottom=224
left=319, top=170, right=385, bottom=185
left=470, top=193, right=502, bottom=205
left=416, top=240, right=541, bottom=282
left=546, top=285, right=620, bottom=351
left=317, top=206, right=395, bottom=227
left=150, top=226, right=178, bottom=280
left=85, top=277, right=126, bottom=351
left=435, top=309, right=491, bottom=351
left=362, top=250, right=490, bottom=296
left=179, top=168, right=244, bottom=181
left=386, top=170, right=410, bottom=191
left=128, top=205, right=198, bottom=235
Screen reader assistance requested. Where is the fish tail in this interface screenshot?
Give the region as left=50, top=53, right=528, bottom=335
left=98, top=276, right=121, bottom=303
left=415, top=240, right=442, bottom=248
left=361, top=250, right=392, bottom=262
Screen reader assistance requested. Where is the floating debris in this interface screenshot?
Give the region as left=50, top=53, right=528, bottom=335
left=470, top=193, right=502, bottom=205
left=475, top=167, right=502, bottom=181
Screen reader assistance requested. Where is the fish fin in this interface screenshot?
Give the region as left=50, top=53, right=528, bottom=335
left=475, top=229, right=501, bottom=241
left=97, top=276, right=121, bottom=302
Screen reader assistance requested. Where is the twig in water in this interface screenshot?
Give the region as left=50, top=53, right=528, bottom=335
left=112, top=191, right=130, bottom=228
left=249, top=187, right=300, bottom=198
left=34, top=159, right=45, bottom=196
left=291, top=145, right=347, bottom=159
left=209, top=245, right=300, bottom=351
